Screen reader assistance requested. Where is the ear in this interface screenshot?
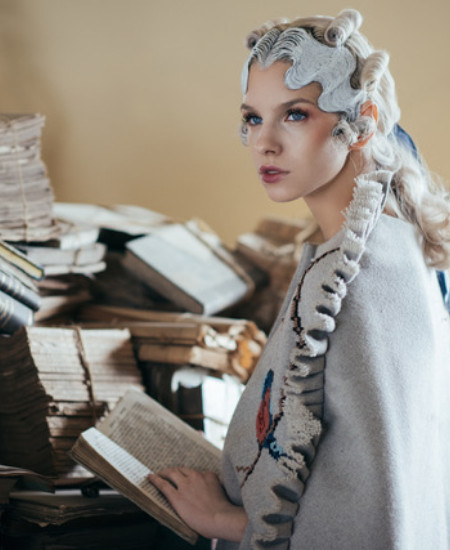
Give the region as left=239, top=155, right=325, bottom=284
left=349, top=100, right=378, bottom=150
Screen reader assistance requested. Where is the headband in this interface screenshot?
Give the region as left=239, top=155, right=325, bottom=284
left=241, top=28, right=365, bottom=120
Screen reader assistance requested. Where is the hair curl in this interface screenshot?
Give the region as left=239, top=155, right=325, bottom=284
left=242, top=8, right=450, bottom=269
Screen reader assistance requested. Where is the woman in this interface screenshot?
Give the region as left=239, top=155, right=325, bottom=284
left=149, top=9, right=450, bottom=549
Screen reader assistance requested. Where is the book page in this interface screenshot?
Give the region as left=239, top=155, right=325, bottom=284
left=97, top=389, right=221, bottom=475
left=78, top=428, right=177, bottom=516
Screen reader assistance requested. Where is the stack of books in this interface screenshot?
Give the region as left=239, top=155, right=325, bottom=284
left=1, top=488, right=208, bottom=549
left=53, top=202, right=171, bottom=250
left=0, top=238, right=44, bottom=334
left=0, top=465, right=52, bottom=519
left=75, top=307, right=266, bottom=448
left=0, top=326, right=145, bottom=478
left=77, top=306, right=267, bottom=383
left=0, top=114, right=60, bottom=243
left=17, top=220, right=106, bottom=277
left=234, top=216, right=321, bottom=332
left=16, top=217, right=108, bottom=323
left=89, top=251, right=176, bottom=312
left=236, top=215, right=320, bottom=289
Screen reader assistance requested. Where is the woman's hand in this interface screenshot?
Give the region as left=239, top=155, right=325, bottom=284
left=148, top=467, right=247, bottom=542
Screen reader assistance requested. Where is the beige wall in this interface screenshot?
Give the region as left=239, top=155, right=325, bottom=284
left=0, top=0, right=448, bottom=245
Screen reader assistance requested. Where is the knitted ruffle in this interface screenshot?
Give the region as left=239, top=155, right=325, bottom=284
left=252, top=170, right=392, bottom=549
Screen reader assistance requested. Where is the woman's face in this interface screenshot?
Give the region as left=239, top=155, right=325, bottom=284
left=241, top=61, right=350, bottom=204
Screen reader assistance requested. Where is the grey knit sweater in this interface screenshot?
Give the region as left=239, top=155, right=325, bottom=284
left=218, top=171, right=450, bottom=549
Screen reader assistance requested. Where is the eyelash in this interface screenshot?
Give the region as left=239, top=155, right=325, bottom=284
left=286, top=108, right=308, bottom=122
left=242, top=113, right=262, bottom=126
left=242, top=109, right=308, bottom=126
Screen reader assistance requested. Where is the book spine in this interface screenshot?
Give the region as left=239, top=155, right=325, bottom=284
left=0, top=270, right=41, bottom=311
left=0, top=240, right=44, bottom=280
left=0, top=289, right=34, bottom=335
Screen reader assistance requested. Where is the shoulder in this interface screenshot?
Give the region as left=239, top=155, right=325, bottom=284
left=361, top=213, right=424, bottom=276
left=350, top=213, right=438, bottom=315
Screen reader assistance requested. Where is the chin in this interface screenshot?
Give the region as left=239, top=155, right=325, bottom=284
left=265, top=189, right=302, bottom=203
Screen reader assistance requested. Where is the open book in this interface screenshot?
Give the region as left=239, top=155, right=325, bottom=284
left=70, top=389, right=222, bottom=544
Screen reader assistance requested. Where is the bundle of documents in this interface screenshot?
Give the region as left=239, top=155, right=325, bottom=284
left=77, top=306, right=267, bottom=383
left=234, top=216, right=321, bottom=332
left=0, top=114, right=60, bottom=242
left=2, top=489, right=176, bottom=550
left=35, top=273, right=94, bottom=323
left=0, top=465, right=52, bottom=514
left=17, top=219, right=106, bottom=277
left=236, top=215, right=320, bottom=289
left=53, top=202, right=171, bottom=250
left=0, top=326, right=144, bottom=478
left=13, top=213, right=108, bottom=323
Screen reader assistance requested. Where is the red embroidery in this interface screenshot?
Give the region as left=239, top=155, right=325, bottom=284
left=256, top=387, right=271, bottom=445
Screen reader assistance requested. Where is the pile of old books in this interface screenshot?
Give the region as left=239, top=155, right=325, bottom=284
left=19, top=218, right=108, bottom=323
left=78, top=306, right=266, bottom=383
left=0, top=465, right=52, bottom=520
left=76, top=306, right=266, bottom=448
left=0, top=326, right=144, bottom=478
left=0, top=114, right=60, bottom=242
left=50, top=205, right=260, bottom=317
left=1, top=487, right=209, bottom=549
left=233, top=215, right=320, bottom=332
left=44, top=202, right=178, bottom=315
left=17, top=222, right=106, bottom=278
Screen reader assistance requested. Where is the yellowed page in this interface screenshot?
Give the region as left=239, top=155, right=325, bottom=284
left=77, top=427, right=177, bottom=514
left=97, top=388, right=221, bottom=474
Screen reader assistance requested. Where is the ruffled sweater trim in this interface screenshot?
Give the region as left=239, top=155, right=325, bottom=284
left=252, top=170, right=392, bottom=549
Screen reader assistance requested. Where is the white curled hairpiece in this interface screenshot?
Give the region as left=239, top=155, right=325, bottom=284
left=241, top=27, right=365, bottom=120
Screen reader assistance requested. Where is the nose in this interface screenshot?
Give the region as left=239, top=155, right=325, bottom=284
left=254, top=123, right=282, bottom=156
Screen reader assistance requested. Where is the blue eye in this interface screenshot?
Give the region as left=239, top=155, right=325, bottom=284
left=286, top=109, right=307, bottom=121
left=243, top=114, right=263, bottom=126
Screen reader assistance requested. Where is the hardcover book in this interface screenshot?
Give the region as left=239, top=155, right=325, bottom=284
left=124, top=224, right=250, bottom=315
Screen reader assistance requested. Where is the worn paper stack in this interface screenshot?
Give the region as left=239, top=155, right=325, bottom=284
left=0, top=114, right=60, bottom=242
left=0, top=465, right=52, bottom=516
left=77, top=306, right=267, bottom=383
left=17, top=220, right=106, bottom=278
left=233, top=216, right=321, bottom=332
left=2, top=489, right=172, bottom=549
left=0, top=326, right=144, bottom=478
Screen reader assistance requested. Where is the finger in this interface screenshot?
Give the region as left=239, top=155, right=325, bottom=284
left=148, top=473, right=178, bottom=495
left=157, top=467, right=185, bottom=477
left=175, top=466, right=194, bottom=477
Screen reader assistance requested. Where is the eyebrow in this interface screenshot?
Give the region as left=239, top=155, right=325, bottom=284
left=240, top=98, right=317, bottom=111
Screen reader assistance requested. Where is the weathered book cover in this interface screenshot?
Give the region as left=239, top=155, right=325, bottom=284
left=124, top=224, right=250, bottom=315
left=0, top=268, right=41, bottom=311
left=0, top=289, right=34, bottom=334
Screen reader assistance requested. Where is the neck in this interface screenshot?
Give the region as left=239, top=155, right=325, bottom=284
left=305, top=150, right=374, bottom=241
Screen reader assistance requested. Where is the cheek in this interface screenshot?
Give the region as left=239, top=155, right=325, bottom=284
left=248, top=137, right=261, bottom=163
left=312, top=128, right=347, bottom=164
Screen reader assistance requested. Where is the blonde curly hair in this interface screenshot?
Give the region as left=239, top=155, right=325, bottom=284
left=241, top=9, right=450, bottom=269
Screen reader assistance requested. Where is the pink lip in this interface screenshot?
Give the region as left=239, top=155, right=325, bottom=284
left=259, top=165, right=289, bottom=184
